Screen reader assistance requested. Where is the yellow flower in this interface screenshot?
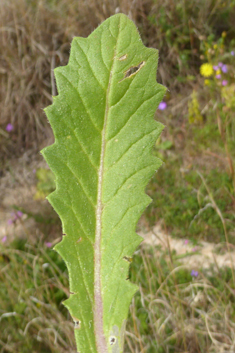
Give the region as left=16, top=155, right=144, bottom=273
left=200, top=63, right=213, bottom=77
left=216, top=69, right=221, bottom=75
left=222, top=31, right=227, bottom=38
left=204, top=79, right=210, bottom=86
left=213, top=44, right=217, bottom=49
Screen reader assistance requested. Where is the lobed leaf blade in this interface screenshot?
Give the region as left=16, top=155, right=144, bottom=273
left=42, top=13, right=166, bottom=353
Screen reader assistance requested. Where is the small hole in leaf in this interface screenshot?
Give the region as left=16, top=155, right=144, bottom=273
left=122, top=61, right=145, bottom=80
left=109, top=336, right=116, bottom=345
left=74, top=321, right=81, bottom=329
left=73, top=318, right=81, bottom=329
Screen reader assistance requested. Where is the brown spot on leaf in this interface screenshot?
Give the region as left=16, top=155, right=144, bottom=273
left=123, top=256, right=132, bottom=263
left=121, top=61, right=145, bottom=81
left=118, top=54, right=127, bottom=61
left=109, top=336, right=116, bottom=345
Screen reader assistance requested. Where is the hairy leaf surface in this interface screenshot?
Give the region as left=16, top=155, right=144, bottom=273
left=42, top=13, right=166, bottom=353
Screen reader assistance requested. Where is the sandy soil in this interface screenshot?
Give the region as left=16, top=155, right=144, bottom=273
left=140, top=223, right=235, bottom=270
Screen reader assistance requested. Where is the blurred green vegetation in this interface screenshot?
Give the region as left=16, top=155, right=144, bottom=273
left=35, top=168, right=56, bottom=200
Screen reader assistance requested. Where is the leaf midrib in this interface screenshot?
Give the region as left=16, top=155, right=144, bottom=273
left=94, top=22, right=120, bottom=353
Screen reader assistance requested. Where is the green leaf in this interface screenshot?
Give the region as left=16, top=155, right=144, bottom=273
left=41, top=13, right=166, bottom=353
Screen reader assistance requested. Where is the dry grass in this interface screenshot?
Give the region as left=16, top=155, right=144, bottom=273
left=125, top=245, right=235, bottom=353
left=1, top=0, right=234, bottom=161
left=1, top=237, right=234, bottom=352
left=0, top=242, right=75, bottom=352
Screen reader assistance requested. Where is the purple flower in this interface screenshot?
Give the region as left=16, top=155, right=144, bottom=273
left=191, top=269, right=199, bottom=277
left=216, top=74, right=221, bottom=79
left=192, top=247, right=197, bottom=252
left=7, top=211, right=23, bottom=225
left=218, top=62, right=223, bottom=67
left=184, top=239, right=189, bottom=245
left=16, top=211, right=23, bottom=218
left=33, top=169, right=36, bottom=174
left=222, top=80, right=228, bottom=86
left=2, top=236, right=7, bottom=243
left=221, top=64, right=227, bottom=73
left=6, top=123, right=13, bottom=132
left=158, top=102, right=167, bottom=110
left=213, top=65, right=218, bottom=70
left=45, top=242, right=52, bottom=248
left=231, top=51, right=235, bottom=56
